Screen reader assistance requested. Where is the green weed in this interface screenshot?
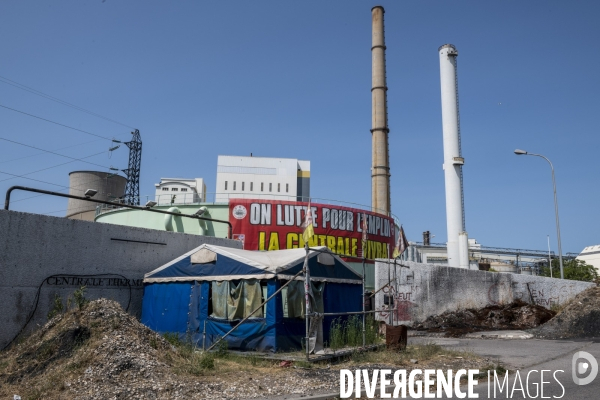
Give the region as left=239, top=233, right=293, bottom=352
left=73, top=286, right=89, bottom=311
left=163, top=332, right=182, bottom=347
left=47, top=293, right=64, bottom=320
left=329, top=314, right=379, bottom=350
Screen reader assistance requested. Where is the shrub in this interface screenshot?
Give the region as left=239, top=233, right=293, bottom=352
left=47, top=293, right=64, bottom=320
left=73, top=286, right=89, bottom=310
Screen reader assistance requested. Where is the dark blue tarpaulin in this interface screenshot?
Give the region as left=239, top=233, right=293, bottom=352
left=141, top=245, right=363, bottom=352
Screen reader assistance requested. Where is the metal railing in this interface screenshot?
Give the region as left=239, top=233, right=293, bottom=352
left=98, top=192, right=403, bottom=227
left=4, top=185, right=232, bottom=238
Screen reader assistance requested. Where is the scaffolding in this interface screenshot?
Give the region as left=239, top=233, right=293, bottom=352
left=205, top=246, right=407, bottom=361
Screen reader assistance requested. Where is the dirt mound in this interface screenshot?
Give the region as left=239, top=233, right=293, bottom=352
left=0, top=298, right=493, bottom=399
left=0, top=299, right=204, bottom=399
left=414, top=300, right=556, bottom=337
left=529, top=286, right=600, bottom=339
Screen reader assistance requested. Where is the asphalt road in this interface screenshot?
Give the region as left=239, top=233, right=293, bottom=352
left=285, top=336, right=600, bottom=400
left=411, top=336, right=600, bottom=399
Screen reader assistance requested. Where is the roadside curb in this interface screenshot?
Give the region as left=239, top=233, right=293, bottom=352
left=290, top=392, right=338, bottom=400
left=286, top=385, right=382, bottom=400
left=464, top=330, right=533, bottom=339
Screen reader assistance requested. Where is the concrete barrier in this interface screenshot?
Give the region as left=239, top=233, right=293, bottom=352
left=0, top=209, right=241, bottom=348
left=374, top=260, right=595, bottom=325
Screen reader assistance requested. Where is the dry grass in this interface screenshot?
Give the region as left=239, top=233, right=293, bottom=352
left=333, top=342, right=477, bottom=368
left=0, top=315, right=107, bottom=399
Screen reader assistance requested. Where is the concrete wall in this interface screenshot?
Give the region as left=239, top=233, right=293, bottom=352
left=0, top=209, right=241, bottom=349
left=374, top=260, right=595, bottom=326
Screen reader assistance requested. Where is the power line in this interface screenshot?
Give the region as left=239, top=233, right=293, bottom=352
left=0, top=103, right=113, bottom=141
left=0, top=138, right=104, bottom=165
left=0, top=75, right=136, bottom=130
left=0, top=137, right=114, bottom=169
left=9, top=178, right=102, bottom=204
left=42, top=209, right=68, bottom=215
left=0, top=170, right=69, bottom=188
left=0, top=150, right=108, bottom=184
left=6, top=164, right=124, bottom=205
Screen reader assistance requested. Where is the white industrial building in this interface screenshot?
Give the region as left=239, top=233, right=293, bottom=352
left=215, top=155, right=310, bottom=203
left=154, top=178, right=206, bottom=205
left=577, top=245, right=600, bottom=272
left=402, top=236, right=551, bottom=275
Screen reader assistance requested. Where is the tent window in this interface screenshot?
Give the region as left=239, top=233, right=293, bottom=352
left=317, top=253, right=335, bottom=266
left=210, top=280, right=263, bottom=320
left=191, top=249, right=217, bottom=264
left=284, top=280, right=325, bottom=319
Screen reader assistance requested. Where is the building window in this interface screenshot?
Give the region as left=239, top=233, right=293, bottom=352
left=261, top=183, right=264, bottom=192
left=242, top=182, right=245, bottom=191
left=269, top=183, right=272, bottom=192
left=171, top=188, right=178, bottom=192
left=162, top=187, right=168, bottom=191
left=277, top=183, right=280, bottom=192
left=250, top=182, right=253, bottom=191
left=286, top=183, right=289, bottom=193
left=233, top=181, right=236, bottom=191
left=181, top=188, right=188, bottom=192
left=225, top=181, right=228, bottom=190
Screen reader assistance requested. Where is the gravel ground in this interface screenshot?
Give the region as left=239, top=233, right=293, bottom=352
left=0, top=299, right=493, bottom=399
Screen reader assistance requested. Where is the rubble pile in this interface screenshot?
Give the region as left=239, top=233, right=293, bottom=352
left=0, top=299, right=183, bottom=399
left=529, top=286, right=600, bottom=339
left=414, top=300, right=556, bottom=337
left=0, top=299, right=493, bottom=399
left=0, top=299, right=368, bottom=399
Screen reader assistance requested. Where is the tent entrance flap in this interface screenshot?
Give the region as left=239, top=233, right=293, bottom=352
left=286, top=280, right=324, bottom=318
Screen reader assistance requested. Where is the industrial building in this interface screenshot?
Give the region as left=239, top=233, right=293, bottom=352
left=577, top=245, right=600, bottom=272
left=215, top=155, right=310, bottom=203
left=154, top=178, right=206, bottom=205
left=401, top=232, right=557, bottom=275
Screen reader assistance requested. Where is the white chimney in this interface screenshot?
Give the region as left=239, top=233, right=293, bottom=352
left=438, top=44, right=468, bottom=268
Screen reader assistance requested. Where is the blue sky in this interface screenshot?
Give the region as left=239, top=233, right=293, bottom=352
left=0, top=1, right=598, bottom=253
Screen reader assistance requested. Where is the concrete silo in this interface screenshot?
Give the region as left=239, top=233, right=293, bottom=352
left=66, top=171, right=127, bottom=221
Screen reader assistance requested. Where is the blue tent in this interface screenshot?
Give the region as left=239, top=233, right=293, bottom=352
left=141, top=244, right=363, bottom=352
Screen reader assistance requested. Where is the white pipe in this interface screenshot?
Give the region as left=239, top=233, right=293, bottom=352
left=439, top=44, right=466, bottom=268
left=197, top=206, right=209, bottom=235
left=164, top=207, right=180, bottom=231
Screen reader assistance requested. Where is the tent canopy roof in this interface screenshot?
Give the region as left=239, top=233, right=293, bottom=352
left=144, top=244, right=362, bottom=284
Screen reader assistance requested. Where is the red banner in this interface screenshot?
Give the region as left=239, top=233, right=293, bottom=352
left=229, top=199, right=395, bottom=261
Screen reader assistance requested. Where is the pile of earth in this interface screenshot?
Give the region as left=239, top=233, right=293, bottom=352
left=0, top=299, right=349, bottom=399
left=529, top=286, right=600, bottom=339
left=414, top=300, right=556, bottom=337
left=0, top=298, right=185, bottom=399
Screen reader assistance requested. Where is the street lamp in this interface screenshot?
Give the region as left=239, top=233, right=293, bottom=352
left=514, top=149, right=564, bottom=279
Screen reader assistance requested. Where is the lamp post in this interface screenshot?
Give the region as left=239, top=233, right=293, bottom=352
left=514, top=149, right=564, bottom=279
